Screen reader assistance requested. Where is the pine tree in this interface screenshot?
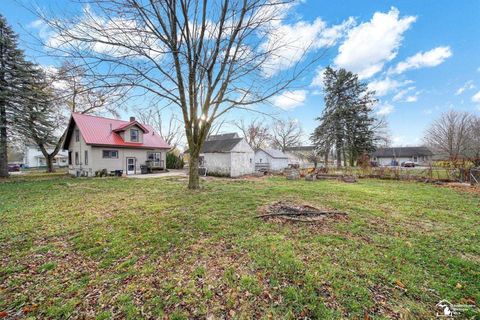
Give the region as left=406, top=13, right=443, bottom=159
left=13, top=64, right=59, bottom=172
left=0, top=15, right=27, bottom=177
left=312, top=67, right=377, bottom=167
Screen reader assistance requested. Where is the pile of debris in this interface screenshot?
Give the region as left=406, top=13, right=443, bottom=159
left=257, top=201, right=347, bottom=223
left=284, top=168, right=357, bottom=183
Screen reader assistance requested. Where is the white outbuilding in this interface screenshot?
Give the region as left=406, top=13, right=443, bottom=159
left=254, top=148, right=289, bottom=171
left=199, top=133, right=255, bottom=177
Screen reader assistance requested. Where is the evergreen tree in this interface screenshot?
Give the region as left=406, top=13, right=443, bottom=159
left=0, top=15, right=27, bottom=177
left=13, top=64, right=59, bottom=172
left=312, top=67, right=377, bottom=167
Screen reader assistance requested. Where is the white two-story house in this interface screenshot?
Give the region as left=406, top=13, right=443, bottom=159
left=62, top=113, right=171, bottom=176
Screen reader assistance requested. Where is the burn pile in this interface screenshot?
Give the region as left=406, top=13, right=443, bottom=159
left=257, top=201, right=347, bottom=223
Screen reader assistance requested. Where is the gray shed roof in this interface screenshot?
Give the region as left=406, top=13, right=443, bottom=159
left=371, top=147, right=433, bottom=158
left=259, top=148, right=288, bottom=159
left=200, top=138, right=243, bottom=153
left=208, top=133, right=239, bottom=140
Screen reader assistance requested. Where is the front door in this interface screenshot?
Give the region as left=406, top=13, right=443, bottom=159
left=126, top=157, right=136, bottom=175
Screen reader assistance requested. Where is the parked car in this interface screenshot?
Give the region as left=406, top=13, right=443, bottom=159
left=8, top=163, right=20, bottom=172
left=401, top=161, right=415, bottom=168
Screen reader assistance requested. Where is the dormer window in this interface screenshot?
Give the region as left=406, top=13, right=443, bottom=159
left=130, top=129, right=139, bottom=142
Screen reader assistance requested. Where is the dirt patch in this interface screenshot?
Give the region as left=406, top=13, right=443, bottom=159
left=257, top=201, right=348, bottom=223
left=436, top=182, right=480, bottom=195
left=367, top=284, right=401, bottom=319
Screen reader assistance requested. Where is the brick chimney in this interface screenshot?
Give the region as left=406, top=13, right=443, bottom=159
left=129, top=116, right=136, bottom=122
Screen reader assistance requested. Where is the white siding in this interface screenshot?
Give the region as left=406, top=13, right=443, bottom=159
left=23, top=145, right=68, bottom=168
left=254, top=150, right=269, bottom=165
left=254, top=150, right=288, bottom=171
left=201, top=153, right=231, bottom=176
left=375, top=156, right=432, bottom=166
left=66, top=123, right=166, bottom=176
left=230, top=151, right=255, bottom=177
left=200, top=138, right=255, bottom=177
left=230, top=139, right=254, bottom=177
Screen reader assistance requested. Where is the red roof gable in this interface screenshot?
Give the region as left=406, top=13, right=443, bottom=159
left=63, top=113, right=171, bottom=149
left=113, top=120, right=149, bottom=133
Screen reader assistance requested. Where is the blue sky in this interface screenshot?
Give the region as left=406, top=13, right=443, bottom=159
left=2, top=0, right=480, bottom=146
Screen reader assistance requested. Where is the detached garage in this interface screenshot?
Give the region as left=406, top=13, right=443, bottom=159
left=199, top=133, right=255, bottom=177
left=254, top=148, right=289, bottom=171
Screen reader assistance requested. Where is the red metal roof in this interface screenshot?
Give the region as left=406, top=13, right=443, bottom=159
left=113, top=120, right=149, bottom=133
left=67, top=113, right=171, bottom=149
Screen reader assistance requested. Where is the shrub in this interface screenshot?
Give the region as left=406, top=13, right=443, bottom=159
left=166, top=152, right=185, bottom=169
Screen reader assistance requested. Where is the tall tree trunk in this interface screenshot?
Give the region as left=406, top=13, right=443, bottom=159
left=336, top=144, right=342, bottom=168
left=46, top=155, right=54, bottom=173
left=0, top=102, right=8, bottom=178
left=188, top=149, right=200, bottom=189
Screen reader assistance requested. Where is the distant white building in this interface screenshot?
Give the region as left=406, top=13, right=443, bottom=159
left=23, top=144, right=68, bottom=168
left=254, top=148, right=289, bottom=171
left=285, top=146, right=316, bottom=168
left=199, top=133, right=255, bottom=177
left=371, top=147, right=433, bottom=166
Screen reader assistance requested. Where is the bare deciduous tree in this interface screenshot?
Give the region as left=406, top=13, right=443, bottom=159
left=466, top=115, right=480, bottom=166
left=424, top=110, right=473, bottom=166
left=136, top=107, right=185, bottom=149
left=372, top=116, right=391, bottom=148
left=33, top=61, right=129, bottom=172
left=270, top=118, right=303, bottom=152
left=234, top=118, right=270, bottom=150
left=37, top=0, right=321, bottom=188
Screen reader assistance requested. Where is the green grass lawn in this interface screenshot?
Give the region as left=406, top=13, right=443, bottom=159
left=1, top=175, right=479, bottom=319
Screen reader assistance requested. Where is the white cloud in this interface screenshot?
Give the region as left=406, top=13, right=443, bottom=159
left=392, top=135, right=406, bottom=146
left=261, top=17, right=355, bottom=77
left=391, top=86, right=420, bottom=102
left=310, top=67, right=326, bottom=87
left=391, top=46, right=452, bottom=74
left=29, top=19, right=43, bottom=29
left=455, top=80, right=475, bottom=95
left=376, top=103, right=395, bottom=116
left=404, top=95, right=418, bottom=102
left=472, top=91, right=480, bottom=103
left=334, top=7, right=416, bottom=79
left=392, top=86, right=414, bottom=101
left=368, top=78, right=407, bottom=96
left=273, top=90, right=307, bottom=110
left=36, top=6, right=163, bottom=59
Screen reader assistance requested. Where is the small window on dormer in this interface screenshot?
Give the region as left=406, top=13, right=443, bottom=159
left=75, top=129, right=80, bottom=142
left=130, top=129, right=139, bottom=142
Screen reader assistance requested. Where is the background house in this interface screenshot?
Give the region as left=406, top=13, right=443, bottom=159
left=63, top=113, right=170, bottom=176
left=23, top=144, right=68, bottom=168
left=371, top=147, right=433, bottom=166
left=285, top=146, right=317, bottom=168
left=199, top=133, right=254, bottom=177
left=254, top=148, right=289, bottom=171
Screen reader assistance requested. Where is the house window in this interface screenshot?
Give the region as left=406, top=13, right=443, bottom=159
left=75, top=129, right=80, bottom=142
left=68, top=151, right=72, bottom=165
left=147, top=152, right=161, bottom=166
left=199, top=156, right=205, bottom=166
left=75, top=152, right=79, bottom=165
left=130, top=129, right=139, bottom=142
left=84, top=150, right=88, bottom=165
left=413, top=156, right=418, bottom=162
left=103, top=150, right=118, bottom=159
